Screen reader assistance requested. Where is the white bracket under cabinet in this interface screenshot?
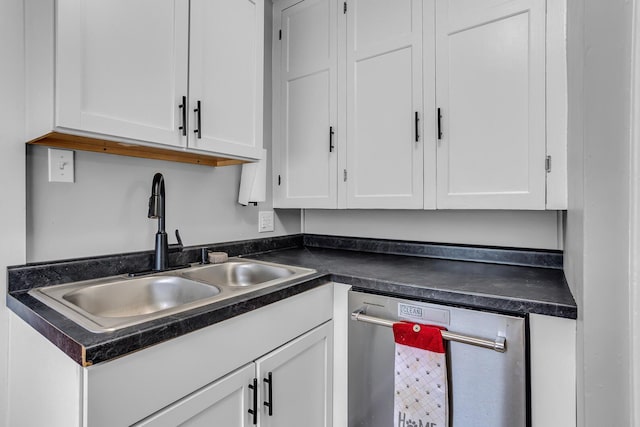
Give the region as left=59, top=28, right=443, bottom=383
left=25, top=0, right=265, bottom=166
left=271, top=0, right=568, bottom=210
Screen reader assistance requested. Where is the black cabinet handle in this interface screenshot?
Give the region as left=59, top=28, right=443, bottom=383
left=248, top=378, right=258, bottom=425
left=415, top=111, right=420, bottom=142
left=329, top=126, right=335, bottom=152
left=437, top=107, right=443, bottom=140
left=178, top=96, right=187, bottom=136
left=263, top=372, right=273, bottom=416
left=194, top=100, right=202, bottom=139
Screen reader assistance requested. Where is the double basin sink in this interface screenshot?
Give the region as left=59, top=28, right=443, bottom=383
left=28, top=258, right=316, bottom=333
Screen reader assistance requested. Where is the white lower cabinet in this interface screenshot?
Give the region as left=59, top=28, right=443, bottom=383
left=135, top=364, right=256, bottom=427
left=256, top=321, right=333, bottom=427
left=529, top=313, right=576, bottom=427
left=136, top=321, right=333, bottom=427
left=7, top=285, right=334, bottom=427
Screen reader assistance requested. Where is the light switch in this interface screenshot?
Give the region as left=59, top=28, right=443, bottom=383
left=258, top=211, right=274, bottom=232
left=48, top=148, right=75, bottom=183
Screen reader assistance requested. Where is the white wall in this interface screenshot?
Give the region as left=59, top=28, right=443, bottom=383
left=631, top=2, right=640, bottom=421
left=0, top=0, right=26, bottom=425
left=565, top=0, right=634, bottom=425
left=304, top=209, right=564, bottom=250
left=26, top=147, right=300, bottom=262
left=25, top=0, right=300, bottom=263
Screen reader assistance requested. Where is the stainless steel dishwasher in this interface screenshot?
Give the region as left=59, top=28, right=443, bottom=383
left=348, top=290, right=528, bottom=426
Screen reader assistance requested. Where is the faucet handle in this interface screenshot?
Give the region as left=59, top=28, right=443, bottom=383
left=168, top=229, right=184, bottom=253
left=200, top=248, right=211, bottom=264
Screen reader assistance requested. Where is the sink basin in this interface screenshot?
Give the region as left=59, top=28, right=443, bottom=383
left=62, top=276, right=220, bottom=318
left=182, top=261, right=297, bottom=287
left=30, top=276, right=221, bottom=332
left=28, top=258, right=316, bottom=333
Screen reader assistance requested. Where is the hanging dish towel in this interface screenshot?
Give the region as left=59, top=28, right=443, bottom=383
left=393, top=322, right=449, bottom=427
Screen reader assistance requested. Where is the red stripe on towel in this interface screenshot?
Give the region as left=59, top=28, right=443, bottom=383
left=392, top=323, right=446, bottom=354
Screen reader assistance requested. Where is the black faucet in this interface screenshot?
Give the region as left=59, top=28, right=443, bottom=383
left=148, top=173, right=183, bottom=272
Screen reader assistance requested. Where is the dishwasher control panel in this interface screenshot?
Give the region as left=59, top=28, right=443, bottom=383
left=398, top=302, right=450, bottom=325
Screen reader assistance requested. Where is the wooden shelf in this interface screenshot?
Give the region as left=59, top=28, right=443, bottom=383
left=28, top=132, right=249, bottom=167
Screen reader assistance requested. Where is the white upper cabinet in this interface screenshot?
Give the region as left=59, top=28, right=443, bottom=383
left=30, top=0, right=264, bottom=161
left=271, top=0, right=566, bottom=210
left=435, top=0, right=547, bottom=209
left=273, top=0, right=339, bottom=208
left=56, top=0, right=190, bottom=147
left=345, top=0, right=427, bottom=209
left=188, top=0, right=264, bottom=159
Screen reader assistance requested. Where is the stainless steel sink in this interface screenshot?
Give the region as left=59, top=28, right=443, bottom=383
left=28, top=258, right=316, bottom=333
left=62, top=276, right=220, bottom=318
left=182, top=261, right=297, bottom=287
left=30, top=276, right=221, bottom=332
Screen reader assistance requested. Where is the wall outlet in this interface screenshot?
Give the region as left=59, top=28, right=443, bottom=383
left=258, top=211, right=274, bottom=232
left=48, top=148, right=75, bottom=183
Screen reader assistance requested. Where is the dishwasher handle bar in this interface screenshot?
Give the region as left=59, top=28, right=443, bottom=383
left=351, top=310, right=507, bottom=353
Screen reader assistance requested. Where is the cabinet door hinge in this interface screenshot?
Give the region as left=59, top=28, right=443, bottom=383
left=343, top=169, right=347, bottom=182
left=343, top=2, right=347, bottom=13
left=278, top=175, right=282, bottom=186
left=545, top=155, right=552, bottom=173
left=279, top=29, right=282, bottom=40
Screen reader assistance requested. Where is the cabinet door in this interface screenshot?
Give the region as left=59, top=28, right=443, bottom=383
left=435, top=0, right=546, bottom=209
left=256, top=321, right=333, bottom=427
left=273, top=0, right=339, bottom=208
left=56, top=0, right=189, bottom=147
left=346, top=0, right=424, bottom=209
left=133, top=364, right=256, bottom=427
left=189, top=0, right=264, bottom=160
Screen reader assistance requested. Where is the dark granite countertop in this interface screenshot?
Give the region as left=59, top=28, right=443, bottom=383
left=7, top=271, right=330, bottom=366
left=6, top=234, right=576, bottom=366
left=244, top=246, right=576, bottom=319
